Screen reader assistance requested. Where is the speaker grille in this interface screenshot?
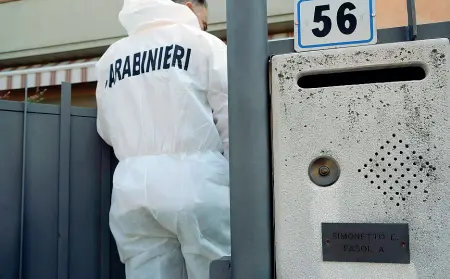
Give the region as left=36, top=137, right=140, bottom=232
left=359, top=133, right=438, bottom=206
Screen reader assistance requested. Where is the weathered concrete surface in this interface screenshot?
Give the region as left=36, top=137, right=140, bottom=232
left=271, top=38, right=450, bottom=279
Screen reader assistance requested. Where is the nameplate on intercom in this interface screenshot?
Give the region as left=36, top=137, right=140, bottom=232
left=321, top=223, right=410, bottom=264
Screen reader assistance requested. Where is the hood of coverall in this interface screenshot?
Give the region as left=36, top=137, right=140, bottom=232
left=119, top=0, right=201, bottom=35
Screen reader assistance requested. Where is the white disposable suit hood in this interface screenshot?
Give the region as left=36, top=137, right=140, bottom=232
left=95, top=0, right=231, bottom=278
left=118, top=0, right=201, bottom=35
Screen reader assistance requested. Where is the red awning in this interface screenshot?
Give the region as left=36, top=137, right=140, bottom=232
left=0, top=58, right=99, bottom=90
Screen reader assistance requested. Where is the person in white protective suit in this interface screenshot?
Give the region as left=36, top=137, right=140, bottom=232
left=94, top=0, right=230, bottom=278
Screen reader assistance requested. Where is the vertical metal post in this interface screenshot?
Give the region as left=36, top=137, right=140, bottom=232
left=407, top=0, right=418, bottom=40
left=19, top=80, right=29, bottom=279
left=58, top=82, right=72, bottom=279
left=226, top=0, right=273, bottom=278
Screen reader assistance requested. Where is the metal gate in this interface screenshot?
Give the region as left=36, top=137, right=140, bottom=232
left=0, top=83, right=124, bottom=279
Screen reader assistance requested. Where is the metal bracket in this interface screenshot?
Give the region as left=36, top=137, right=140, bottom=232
left=210, top=256, right=231, bottom=279
left=406, top=0, right=418, bottom=40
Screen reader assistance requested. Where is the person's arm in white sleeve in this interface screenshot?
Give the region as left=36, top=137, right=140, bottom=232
left=207, top=39, right=229, bottom=160
left=95, top=61, right=112, bottom=146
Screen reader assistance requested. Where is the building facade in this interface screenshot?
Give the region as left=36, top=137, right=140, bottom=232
left=0, top=0, right=448, bottom=107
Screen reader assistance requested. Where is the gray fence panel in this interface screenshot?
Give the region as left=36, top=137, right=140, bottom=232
left=69, top=116, right=102, bottom=279
left=0, top=86, right=125, bottom=279
left=23, top=112, right=60, bottom=279
left=0, top=109, right=23, bottom=279
left=100, top=142, right=112, bottom=279
left=109, top=155, right=125, bottom=279
left=58, top=82, right=71, bottom=279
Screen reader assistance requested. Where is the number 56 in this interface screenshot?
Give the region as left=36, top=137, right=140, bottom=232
left=312, top=2, right=358, bottom=38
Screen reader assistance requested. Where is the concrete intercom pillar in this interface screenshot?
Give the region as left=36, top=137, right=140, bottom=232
left=271, top=38, right=450, bottom=279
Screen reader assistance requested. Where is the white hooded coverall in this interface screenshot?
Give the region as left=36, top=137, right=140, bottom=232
left=95, top=0, right=230, bottom=278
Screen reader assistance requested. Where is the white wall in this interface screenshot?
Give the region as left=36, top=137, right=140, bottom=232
left=0, top=0, right=294, bottom=62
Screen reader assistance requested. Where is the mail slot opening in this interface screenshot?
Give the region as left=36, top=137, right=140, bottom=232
left=297, top=65, right=427, bottom=89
